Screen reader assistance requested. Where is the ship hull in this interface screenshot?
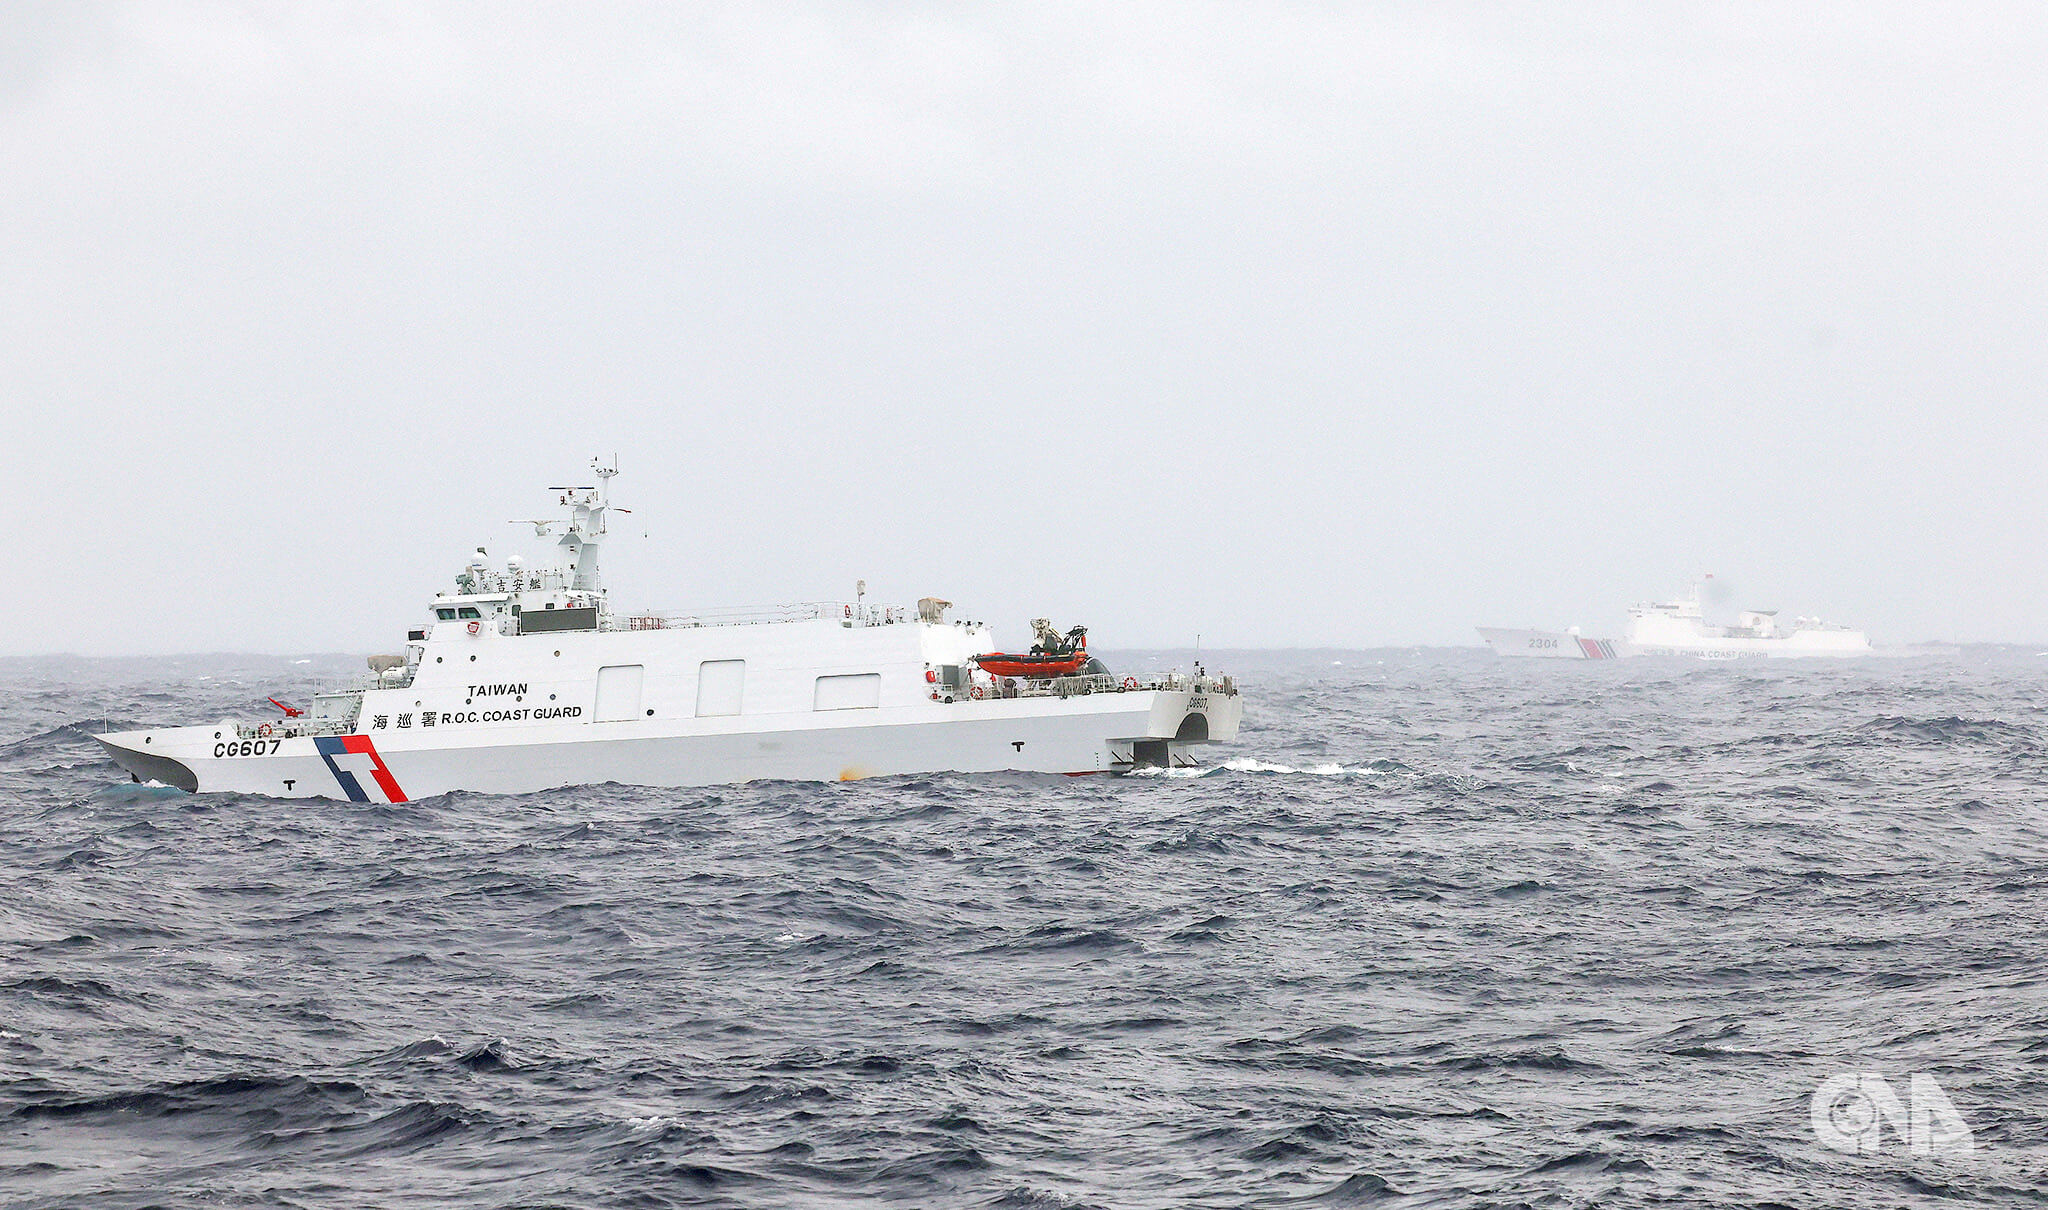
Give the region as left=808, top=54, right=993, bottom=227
left=1476, top=628, right=1625, bottom=659
left=1481, top=627, right=1874, bottom=660
left=96, top=687, right=1240, bottom=800
left=1627, top=636, right=1874, bottom=658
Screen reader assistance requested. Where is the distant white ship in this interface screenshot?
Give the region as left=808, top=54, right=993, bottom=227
left=1480, top=582, right=1873, bottom=660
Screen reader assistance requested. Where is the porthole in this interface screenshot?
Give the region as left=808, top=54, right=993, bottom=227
left=645, top=709, right=654, bottom=716
left=549, top=694, right=556, bottom=700
left=469, top=655, right=477, bottom=662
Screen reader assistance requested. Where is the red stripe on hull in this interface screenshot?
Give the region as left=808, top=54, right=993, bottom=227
left=340, top=734, right=409, bottom=803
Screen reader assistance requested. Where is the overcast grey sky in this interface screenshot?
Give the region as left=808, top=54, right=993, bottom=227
left=5, top=3, right=2044, bottom=654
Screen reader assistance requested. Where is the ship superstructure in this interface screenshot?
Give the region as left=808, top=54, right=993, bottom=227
left=97, top=463, right=1240, bottom=798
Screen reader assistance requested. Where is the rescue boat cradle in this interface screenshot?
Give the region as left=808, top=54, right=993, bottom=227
left=972, top=619, right=1096, bottom=679
left=971, top=653, right=1091, bottom=678
left=94, top=462, right=1243, bottom=797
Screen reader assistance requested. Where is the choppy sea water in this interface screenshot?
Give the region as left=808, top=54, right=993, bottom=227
left=3, top=648, right=2047, bottom=1209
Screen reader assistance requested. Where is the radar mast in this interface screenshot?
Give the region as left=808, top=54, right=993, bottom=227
left=549, top=456, right=617, bottom=592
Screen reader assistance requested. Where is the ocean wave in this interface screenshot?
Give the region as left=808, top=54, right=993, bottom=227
left=1132, top=757, right=1420, bottom=778
left=2, top=655, right=2040, bottom=1207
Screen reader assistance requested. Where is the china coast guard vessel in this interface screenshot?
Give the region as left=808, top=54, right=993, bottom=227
left=97, top=463, right=1241, bottom=799
left=1479, top=581, right=1873, bottom=660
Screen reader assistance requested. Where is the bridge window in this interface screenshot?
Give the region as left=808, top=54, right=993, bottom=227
left=436, top=608, right=457, bottom=620
left=457, top=607, right=482, bottom=619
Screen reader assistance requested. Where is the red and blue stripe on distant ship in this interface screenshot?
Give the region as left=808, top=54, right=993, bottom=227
left=1577, top=638, right=1619, bottom=660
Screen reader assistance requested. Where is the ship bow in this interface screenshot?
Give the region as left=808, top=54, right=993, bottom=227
left=95, top=732, right=199, bottom=793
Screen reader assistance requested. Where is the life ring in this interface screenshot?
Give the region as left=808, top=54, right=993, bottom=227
left=467, top=620, right=481, bottom=635
left=257, top=723, right=273, bottom=737
left=1122, top=676, right=1139, bottom=690
left=970, top=684, right=985, bottom=700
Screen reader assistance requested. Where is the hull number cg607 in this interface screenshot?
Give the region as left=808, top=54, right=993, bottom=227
left=215, top=738, right=283, bottom=757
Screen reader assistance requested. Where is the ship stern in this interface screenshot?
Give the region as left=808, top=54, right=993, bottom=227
left=1111, top=677, right=1242, bottom=770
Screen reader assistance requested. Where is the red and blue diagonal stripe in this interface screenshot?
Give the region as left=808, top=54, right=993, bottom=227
left=314, top=735, right=409, bottom=803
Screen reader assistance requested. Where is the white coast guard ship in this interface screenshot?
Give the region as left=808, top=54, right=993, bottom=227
left=97, top=463, right=1241, bottom=799
left=1480, top=581, right=1873, bottom=660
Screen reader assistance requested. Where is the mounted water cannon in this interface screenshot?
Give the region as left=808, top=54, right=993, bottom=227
left=457, top=548, right=490, bottom=593
left=1029, top=618, right=1064, bottom=654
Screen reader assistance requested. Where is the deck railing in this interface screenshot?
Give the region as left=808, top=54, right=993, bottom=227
left=956, top=671, right=1235, bottom=701
left=610, top=602, right=913, bottom=631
